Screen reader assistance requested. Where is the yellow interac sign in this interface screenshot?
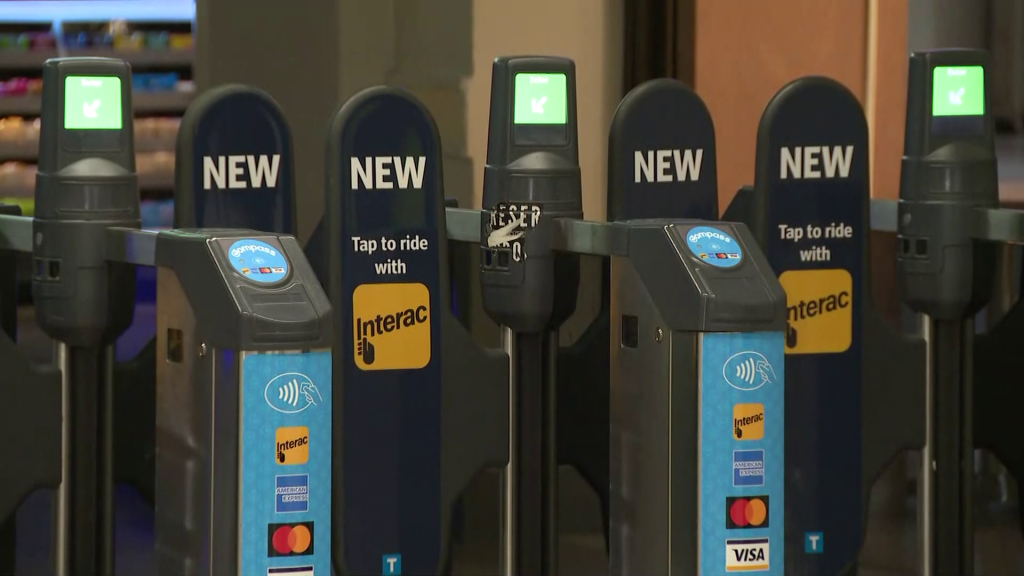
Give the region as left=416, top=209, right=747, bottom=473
left=352, top=282, right=431, bottom=371
left=779, top=268, right=852, bottom=354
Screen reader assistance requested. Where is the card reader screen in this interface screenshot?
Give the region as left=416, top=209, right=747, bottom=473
left=514, top=73, right=567, bottom=125
left=64, top=75, right=122, bottom=130
left=932, top=66, right=984, bottom=116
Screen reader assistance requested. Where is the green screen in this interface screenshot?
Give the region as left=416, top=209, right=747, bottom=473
left=932, top=66, right=984, bottom=116
left=64, top=75, right=123, bottom=130
left=513, top=73, right=567, bottom=125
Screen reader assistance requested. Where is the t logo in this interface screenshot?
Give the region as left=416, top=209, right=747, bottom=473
left=805, top=532, right=824, bottom=554
left=383, top=553, right=402, bottom=574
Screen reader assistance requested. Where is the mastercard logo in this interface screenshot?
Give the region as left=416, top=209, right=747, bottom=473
left=267, top=521, right=315, bottom=557
left=726, top=496, right=769, bottom=529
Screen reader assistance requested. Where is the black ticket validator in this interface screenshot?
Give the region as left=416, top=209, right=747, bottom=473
left=33, top=57, right=140, bottom=575
left=480, top=56, right=583, bottom=331
left=326, top=87, right=508, bottom=576
left=557, top=78, right=720, bottom=548
left=479, top=55, right=583, bottom=576
left=153, top=229, right=333, bottom=576
left=113, top=84, right=299, bottom=506
left=897, top=49, right=998, bottom=576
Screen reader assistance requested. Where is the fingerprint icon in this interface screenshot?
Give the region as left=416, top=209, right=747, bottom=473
left=735, top=357, right=757, bottom=385
left=278, top=379, right=301, bottom=407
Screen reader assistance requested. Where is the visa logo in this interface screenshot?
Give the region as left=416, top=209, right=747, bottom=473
left=726, top=537, right=770, bottom=572
left=634, top=149, right=703, bottom=183
left=202, top=154, right=281, bottom=189
left=780, top=145, right=853, bottom=179
left=351, top=156, right=426, bottom=190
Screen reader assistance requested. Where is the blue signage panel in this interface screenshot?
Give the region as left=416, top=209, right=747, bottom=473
left=240, top=350, right=332, bottom=576
left=175, top=85, right=296, bottom=234
left=608, top=78, right=719, bottom=221
left=327, top=87, right=446, bottom=575
left=700, top=331, right=785, bottom=576
left=755, top=77, right=867, bottom=575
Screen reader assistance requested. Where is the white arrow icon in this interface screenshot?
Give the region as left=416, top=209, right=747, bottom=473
left=82, top=99, right=101, bottom=118
left=948, top=87, right=965, bottom=105
left=531, top=96, right=547, bottom=114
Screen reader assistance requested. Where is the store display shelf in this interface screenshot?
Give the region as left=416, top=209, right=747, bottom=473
left=138, top=170, right=174, bottom=191
left=0, top=89, right=194, bottom=116
left=0, top=49, right=60, bottom=70
left=0, top=137, right=177, bottom=161
left=0, top=141, right=38, bottom=161
left=0, top=169, right=173, bottom=197
left=0, top=48, right=193, bottom=70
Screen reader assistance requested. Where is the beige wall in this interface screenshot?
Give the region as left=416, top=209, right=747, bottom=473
left=466, top=0, right=625, bottom=220
left=694, top=0, right=909, bottom=204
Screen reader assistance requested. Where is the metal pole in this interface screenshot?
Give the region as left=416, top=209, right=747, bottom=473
left=929, top=317, right=974, bottom=576
left=99, top=344, right=116, bottom=573
left=543, top=331, right=559, bottom=573
left=513, top=331, right=546, bottom=576
left=53, top=343, right=112, bottom=576
left=919, top=313, right=933, bottom=576
left=55, top=342, right=69, bottom=576
left=501, top=327, right=516, bottom=576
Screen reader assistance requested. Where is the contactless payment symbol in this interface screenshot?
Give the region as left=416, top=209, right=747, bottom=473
left=228, top=239, right=289, bottom=284
left=264, top=372, right=322, bottom=414
left=726, top=537, right=769, bottom=572
left=723, top=351, right=776, bottom=391
left=726, top=496, right=769, bottom=529
left=780, top=268, right=852, bottom=354
left=733, top=404, right=764, bottom=440
left=275, top=474, right=309, bottom=513
left=733, top=449, right=765, bottom=487
left=352, top=283, right=431, bottom=371
left=275, top=426, right=309, bottom=465
left=685, top=226, right=742, bottom=268
left=267, top=521, right=314, bottom=557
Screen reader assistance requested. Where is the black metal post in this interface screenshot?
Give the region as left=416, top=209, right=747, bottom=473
left=930, top=319, right=974, bottom=576
left=65, top=344, right=115, bottom=576
left=514, top=332, right=558, bottom=576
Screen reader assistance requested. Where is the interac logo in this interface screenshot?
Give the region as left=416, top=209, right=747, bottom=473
left=733, top=403, right=765, bottom=441
left=276, top=426, right=309, bottom=465
left=352, top=282, right=431, bottom=371
left=779, top=268, right=853, bottom=354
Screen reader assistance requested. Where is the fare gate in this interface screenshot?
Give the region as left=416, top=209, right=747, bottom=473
left=4, top=48, right=1024, bottom=576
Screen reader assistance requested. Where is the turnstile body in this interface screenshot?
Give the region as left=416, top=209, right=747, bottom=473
left=610, top=221, right=787, bottom=576
left=153, top=230, right=332, bottom=576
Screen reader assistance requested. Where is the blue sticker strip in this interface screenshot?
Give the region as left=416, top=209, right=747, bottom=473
left=701, top=331, right=784, bottom=575
left=240, top=350, right=332, bottom=576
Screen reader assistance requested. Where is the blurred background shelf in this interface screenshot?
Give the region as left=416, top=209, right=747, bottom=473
left=0, top=89, right=194, bottom=116
left=0, top=47, right=193, bottom=69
